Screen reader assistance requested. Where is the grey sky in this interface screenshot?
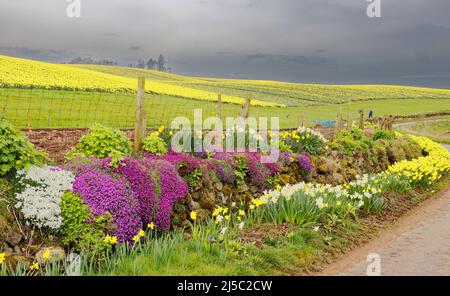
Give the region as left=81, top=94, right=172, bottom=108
left=1, top=0, right=450, bottom=87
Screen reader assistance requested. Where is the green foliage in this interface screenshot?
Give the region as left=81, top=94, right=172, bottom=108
left=372, top=130, right=396, bottom=141
left=386, top=136, right=423, bottom=162
left=141, top=135, right=168, bottom=156
left=67, top=124, right=131, bottom=159
left=332, top=128, right=372, bottom=155
left=185, top=168, right=202, bottom=187
left=0, top=120, right=46, bottom=177
left=276, top=139, right=293, bottom=153
left=60, top=192, right=111, bottom=254
left=279, top=128, right=327, bottom=156
left=400, top=136, right=423, bottom=160
left=234, top=155, right=248, bottom=188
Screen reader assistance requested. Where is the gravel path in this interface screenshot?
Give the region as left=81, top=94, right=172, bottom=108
left=322, top=145, right=450, bottom=276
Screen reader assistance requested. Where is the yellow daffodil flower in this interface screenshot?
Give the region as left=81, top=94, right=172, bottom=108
left=190, top=211, right=197, bottom=220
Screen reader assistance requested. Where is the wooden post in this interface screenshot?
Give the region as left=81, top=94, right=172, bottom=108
left=380, top=115, right=386, bottom=130
left=133, top=77, right=146, bottom=154
left=217, top=94, right=223, bottom=120
left=346, top=99, right=352, bottom=130
left=387, top=115, right=394, bottom=131
left=299, top=110, right=305, bottom=128
left=358, top=109, right=364, bottom=130
left=333, top=110, right=341, bottom=140
left=241, top=96, right=251, bottom=120
left=347, top=113, right=352, bottom=130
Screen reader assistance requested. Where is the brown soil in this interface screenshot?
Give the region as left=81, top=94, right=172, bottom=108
left=239, top=223, right=296, bottom=248
left=23, top=128, right=136, bottom=163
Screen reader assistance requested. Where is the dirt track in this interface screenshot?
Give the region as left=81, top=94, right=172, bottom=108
left=322, top=145, right=450, bottom=276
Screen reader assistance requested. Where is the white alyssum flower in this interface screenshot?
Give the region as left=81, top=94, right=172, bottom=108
left=15, top=166, right=75, bottom=229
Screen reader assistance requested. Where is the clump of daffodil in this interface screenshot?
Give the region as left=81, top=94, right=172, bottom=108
left=251, top=198, right=266, bottom=207
left=148, top=222, right=155, bottom=230
left=133, top=229, right=145, bottom=243
left=30, top=261, right=39, bottom=271
left=104, top=235, right=118, bottom=245
left=0, top=253, right=5, bottom=264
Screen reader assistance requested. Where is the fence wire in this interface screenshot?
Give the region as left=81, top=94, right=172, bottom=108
left=0, top=87, right=223, bottom=130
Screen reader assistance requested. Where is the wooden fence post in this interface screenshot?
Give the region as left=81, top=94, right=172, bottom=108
left=333, top=110, right=341, bottom=140
left=387, top=115, right=394, bottom=131
left=241, top=96, right=251, bottom=121
left=217, top=94, right=223, bottom=120
left=358, top=109, right=364, bottom=129
left=299, top=110, right=305, bottom=128
left=133, top=77, right=146, bottom=154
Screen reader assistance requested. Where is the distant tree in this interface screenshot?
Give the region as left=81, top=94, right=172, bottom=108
left=157, top=54, right=166, bottom=72
left=137, top=59, right=146, bottom=69
left=146, top=58, right=157, bottom=70
left=66, top=57, right=116, bottom=65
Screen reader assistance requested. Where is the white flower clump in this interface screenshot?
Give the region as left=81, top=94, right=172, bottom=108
left=257, top=172, right=383, bottom=210
left=15, top=166, right=75, bottom=229
left=297, top=126, right=328, bottom=143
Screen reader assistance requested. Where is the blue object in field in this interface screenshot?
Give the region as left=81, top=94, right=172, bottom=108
left=310, top=120, right=335, bottom=127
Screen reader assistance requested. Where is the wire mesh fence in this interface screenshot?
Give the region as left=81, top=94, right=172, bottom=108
left=0, top=87, right=226, bottom=130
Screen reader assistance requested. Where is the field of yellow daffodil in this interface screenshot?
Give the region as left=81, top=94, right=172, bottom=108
left=72, top=64, right=450, bottom=107
left=0, top=55, right=279, bottom=107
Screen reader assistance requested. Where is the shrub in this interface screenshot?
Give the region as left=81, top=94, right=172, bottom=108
left=60, top=192, right=110, bottom=253
left=400, top=137, right=423, bottom=160
left=141, top=135, right=168, bottom=156
left=372, top=130, right=396, bottom=141
left=0, top=120, right=46, bottom=177
left=15, top=166, right=75, bottom=229
left=72, top=168, right=141, bottom=243
left=332, top=128, right=372, bottom=155
left=68, top=124, right=131, bottom=159
left=386, top=137, right=422, bottom=163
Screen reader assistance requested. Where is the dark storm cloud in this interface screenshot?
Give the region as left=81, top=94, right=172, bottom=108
left=246, top=54, right=334, bottom=66
left=0, top=0, right=450, bottom=87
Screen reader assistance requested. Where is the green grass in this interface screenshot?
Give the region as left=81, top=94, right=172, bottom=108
left=1, top=88, right=449, bottom=129
left=396, top=120, right=450, bottom=144
left=89, top=227, right=329, bottom=276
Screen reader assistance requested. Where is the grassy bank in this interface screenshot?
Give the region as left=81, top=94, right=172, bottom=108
left=395, top=120, right=450, bottom=144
